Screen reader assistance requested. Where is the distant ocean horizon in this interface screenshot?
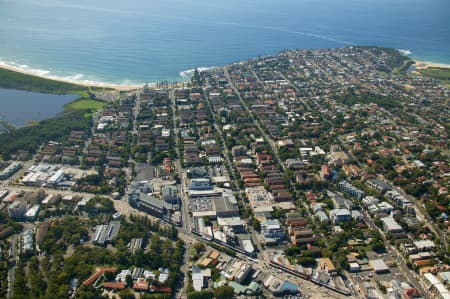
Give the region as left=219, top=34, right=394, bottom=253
left=0, top=0, right=449, bottom=86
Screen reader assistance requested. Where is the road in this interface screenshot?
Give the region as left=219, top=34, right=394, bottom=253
left=6, top=235, right=18, bottom=299
left=169, top=89, right=193, bottom=299
left=361, top=211, right=426, bottom=294
left=224, top=68, right=285, bottom=170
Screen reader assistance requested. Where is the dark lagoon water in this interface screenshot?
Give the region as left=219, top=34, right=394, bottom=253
left=0, top=0, right=449, bottom=84
left=0, top=88, right=78, bottom=127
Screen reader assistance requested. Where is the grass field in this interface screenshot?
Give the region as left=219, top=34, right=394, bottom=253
left=418, top=67, right=450, bottom=87
left=65, top=98, right=107, bottom=111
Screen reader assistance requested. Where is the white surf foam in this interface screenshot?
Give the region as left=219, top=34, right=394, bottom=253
left=0, top=59, right=142, bottom=89
left=179, top=66, right=217, bottom=78
left=398, top=49, right=412, bottom=56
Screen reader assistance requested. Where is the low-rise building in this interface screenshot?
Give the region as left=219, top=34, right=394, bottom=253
left=21, top=228, right=34, bottom=253
left=261, top=219, right=284, bottom=244
left=192, top=265, right=211, bottom=291
left=318, top=258, right=337, bottom=275
left=264, top=275, right=299, bottom=296
left=370, top=259, right=390, bottom=273
left=93, top=221, right=121, bottom=246
left=413, top=240, right=435, bottom=252
left=366, top=179, right=392, bottom=194
left=381, top=216, right=403, bottom=234
left=8, top=201, right=27, bottom=220
left=338, top=181, right=365, bottom=199
left=330, top=208, right=352, bottom=224
left=0, top=161, right=22, bottom=180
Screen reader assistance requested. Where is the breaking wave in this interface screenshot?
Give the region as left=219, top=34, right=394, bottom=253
left=398, top=49, right=412, bottom=56
left=0, top=59, right=142, bottom=88
left=180, top=66, right=217, bottom=78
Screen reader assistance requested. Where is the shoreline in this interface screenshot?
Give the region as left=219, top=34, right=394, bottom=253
left=412, top=60, right=450, bottom=70
left=1, top=54, right=450, bottom=92
left=0, top=62, right=142, bottom=91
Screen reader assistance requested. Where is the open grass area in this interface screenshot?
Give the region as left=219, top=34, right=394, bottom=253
left=65, top=98, right=107, bottom=111
left=418, top=67, right=450, bottom=87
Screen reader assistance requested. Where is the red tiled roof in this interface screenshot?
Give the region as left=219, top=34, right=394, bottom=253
left=83, top=267, right=117, bottom=286
left=103, top=282, right=126, bottom=290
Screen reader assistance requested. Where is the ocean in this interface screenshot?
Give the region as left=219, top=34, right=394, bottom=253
left=0, top=0, right=449, bottom=85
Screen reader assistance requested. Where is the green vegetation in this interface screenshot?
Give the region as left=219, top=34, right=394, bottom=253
left=362, top=46, right=413, bottom=71
left=0, top=67, right=112, bottom=93
left=187, top=290, right=213, bottom=299
left=208, top=243, right=236, bottom=257
left=418, top=67, right=450, bottom=86
left=335, top=90, right=402, bottom=110
left=85, top=196, right=115, bottom=216
left=73, top=173, right=113, bottom=195
left=214, top=286, right=235, bottom=299
left=0, top=109, right=92, bottom=159
left=40, top=217, right=89, bottom=255
left=13, top=212, right=184, bottom=299
left=65, top=98, right=107, bottom=111
left=0, top=67, right=87, bottom=93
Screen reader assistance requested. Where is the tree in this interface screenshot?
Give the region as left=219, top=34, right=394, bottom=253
left=252, top=218, right=261, bottom=232
left=214, top=285, right=234, bottom=299
left=125, top=274, right=133, bottom=287
left=187, top=290, right=213, bottom=299
left=119, top=289, right=136, bottom=299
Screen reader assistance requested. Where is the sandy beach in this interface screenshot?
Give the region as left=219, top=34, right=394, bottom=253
left=0, top=62, right=142, bottom=91
left=413, top=60, right=450, bottom=70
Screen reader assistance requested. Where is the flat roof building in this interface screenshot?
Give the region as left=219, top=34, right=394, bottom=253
left=93, top=221, right=121, bottom=246
left=330, top=208, right=352, bottom=224
left=381, top=216, right=403, bottom=234
left=370, top=259, right=389, bottom=273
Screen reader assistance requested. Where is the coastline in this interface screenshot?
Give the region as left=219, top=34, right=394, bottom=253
left=0, top=62, right=142, bottom=91
left=1, top=54, right=450, bottom=93
left=412, top=60, right=450, bottom=70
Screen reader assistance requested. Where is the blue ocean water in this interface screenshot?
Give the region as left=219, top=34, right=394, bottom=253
left=0, top=0, right=449, bottom=85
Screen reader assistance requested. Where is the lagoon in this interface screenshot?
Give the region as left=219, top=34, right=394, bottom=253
left=0, top=88, right=78, bottom=127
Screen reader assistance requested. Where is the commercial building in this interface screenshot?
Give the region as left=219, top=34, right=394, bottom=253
left=222, top=259, right=252, bottom=283
left=0, top=161, right=22, bottom=180
left=190, top=178, right=212, bottom=191
left=128, top=183, right=176, bottom=222
left=217, top=217, right=245, bottom=233
left=21, top=228, right=34, bottom=253
left=229, top=281, right=260, bottom=296
left=25, top=204, right=40, bottom=221
left=414, top=240, right=435, bottom=252
left=22, top=163, right=70, bottom=187
left=162, top=185, right=180, bottom=205
left=261, top=219, right=284, bottom=244
left=8, top=201, right=27, bottom=220
left=192, top=265, right=211, bottom=291
left=93, top=221, right=121, bottom=246
left=370, top=259, right=390, bottom=273
left=264, top=275, right=299, bottom=296
left=423, top=273, right=450, bottom=299
left=214, top=194, right=239, bottom=217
